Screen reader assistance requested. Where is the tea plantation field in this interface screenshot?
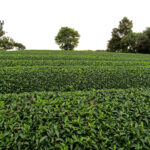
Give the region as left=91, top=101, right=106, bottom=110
left=0, top=50, right=150, bottom=149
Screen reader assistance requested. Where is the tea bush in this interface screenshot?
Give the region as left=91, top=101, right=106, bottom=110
left=0, top=66, right=150, bottom=93
left=0, top=88, right=150, bottom=149
left=0, top=50, right=150, bottom=149
left=1, top=59, right=150, bottom=67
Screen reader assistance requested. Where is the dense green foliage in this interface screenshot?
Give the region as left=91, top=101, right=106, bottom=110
left=120, top=32, right=139, bottom=53
left=136, top=28, right=150, bottom=53
left=0, top=36, right=15, bottom=50
left=55, top=27, right=80, bottom=50
left=107, top=17, right=150, bottom=53
left=1, top=66, right=150, bottom=93
left=0, top=51, right=150, bottom=93
left=107, top=17, right=133, bottom=52
left=0, top=50, right=150, bottom=149
left=13, top=42, right=26, bottom=50
left=0, top=88, right=150, bottom=149
left=0, top=20, right=25, bottom=50
left=0, top=21, right=5, bottom=37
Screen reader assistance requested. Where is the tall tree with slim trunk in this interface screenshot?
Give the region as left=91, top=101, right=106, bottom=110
left=107, top=17, right=133, bottom=52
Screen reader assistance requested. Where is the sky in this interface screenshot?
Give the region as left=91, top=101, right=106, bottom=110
left=0, top=0, right=150, bottom=50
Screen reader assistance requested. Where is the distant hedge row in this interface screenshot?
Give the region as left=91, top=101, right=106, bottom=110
left=1, top=66, right=150, bottom=93
left=0, top=88, right=150, bottom=149
left=1, top=60, right=150, bottom=67
left=1, top=50, right=150, bottom=61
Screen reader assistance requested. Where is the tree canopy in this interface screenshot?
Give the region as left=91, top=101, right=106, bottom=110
left=0, top=20, right=26, bottom=51
left=107, top=17, right=150, bottom=54
left=55, top=27, right=80, bottom=50
left=107, top=17, right=133, bottom=52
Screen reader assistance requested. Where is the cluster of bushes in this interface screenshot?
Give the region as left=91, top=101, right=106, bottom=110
left=0, top=21, right=25, bottom=51
left=0, top=88, right=150, bottom=149
left=107, top=17, right=150, bottom=53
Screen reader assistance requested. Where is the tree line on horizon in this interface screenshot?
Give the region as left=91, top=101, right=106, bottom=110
left=107, top=17, right=150, bottom=53
left=0, top=17, right=150, bottom=53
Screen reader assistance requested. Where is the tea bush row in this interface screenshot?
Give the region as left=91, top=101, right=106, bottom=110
left=1, top=60, right=150, bottom=67
left=0, top=88, right=150, bottom=149
left=1, top=50, right=150, bottom=61
left=1, top=66, right=150, bottom=93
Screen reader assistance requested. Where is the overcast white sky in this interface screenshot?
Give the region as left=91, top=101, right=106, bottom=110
left=0, top=0, right=150, bottom=50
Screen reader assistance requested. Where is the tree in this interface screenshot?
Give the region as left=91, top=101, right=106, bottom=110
left=107, top=28, right=121, bottom=52
left=14, top=42, right=26, bottom=50
left=0, top=20, right=5, bottom=37
left=120, top=28, right=150, bottom=54
left=143, top=27, right=150, bottom=39
left=0, top=20, right=26, bottom=50
left=118, top=17, right=133, bottom=37
left=55, top=27, right=80, bottom=50
left=0, top=37, right=15, bottom=50
left=107, top=17, right=133, bottom=52
left=136, top=33, right=150, bottom=53
left=120, top=32, right=140, bottom=53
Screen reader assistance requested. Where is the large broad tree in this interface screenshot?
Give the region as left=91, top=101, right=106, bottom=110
left=119, top=28, right=150, bottom=54
left=55, top=27, right=80, bottom=50
left=120, top=32, right=140, bottom=53
left=121, top=28, right=150, bottom=54
left=107, top=17, right=133, bottom=52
